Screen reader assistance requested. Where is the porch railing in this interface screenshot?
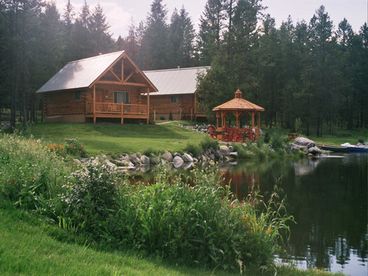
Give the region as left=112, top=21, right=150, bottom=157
left=86, top=102, right=148, bottom=116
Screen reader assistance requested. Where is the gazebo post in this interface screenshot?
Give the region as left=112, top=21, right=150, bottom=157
left=235, top=111, right=240, bottom=128
left=257, top=112, right=261, bottom=134
left=222, top=111, right=227, bottom=128
left=251, top=111, right=255, bottom=129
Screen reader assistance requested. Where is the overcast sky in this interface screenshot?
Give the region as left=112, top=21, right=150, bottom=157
left=52, top=0, right=367, bottom=38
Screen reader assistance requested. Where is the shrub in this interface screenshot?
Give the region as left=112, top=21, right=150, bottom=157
left=143, top=147, right=160, bottom=156
left=64, top=138, right=86, bottom=157
left=112, top=167, right=290, bottom=271
left=200, top=137, right=218, bottom=151
left=183, top=143, right=201, bottom=156
left=47, top=143, right=65, bottom=156
left=0, top=135, right=70, bottom=212
left=62, top=160, right=119, bottom=240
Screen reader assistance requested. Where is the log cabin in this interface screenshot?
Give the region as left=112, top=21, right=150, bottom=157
left=143, top=66, right=210, bottom=120
left=37, top=51, right=157, bottom=124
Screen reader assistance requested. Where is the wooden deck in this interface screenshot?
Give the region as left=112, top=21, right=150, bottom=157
left=85, top=102, right=149, bottom=123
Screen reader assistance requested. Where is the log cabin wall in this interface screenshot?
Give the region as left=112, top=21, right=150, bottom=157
left=150, top=94, right=194, bottom=120
left=43, top=90, right=87, bottom=122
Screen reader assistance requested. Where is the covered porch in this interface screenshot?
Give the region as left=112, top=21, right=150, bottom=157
left=85, top=83, right=151, bottom=124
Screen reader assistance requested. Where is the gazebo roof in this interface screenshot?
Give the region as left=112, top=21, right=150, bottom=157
left=212, top=89, right=265, bottom=112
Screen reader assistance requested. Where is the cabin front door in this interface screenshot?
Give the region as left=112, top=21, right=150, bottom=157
left=114, top=91, right=129, bottom=104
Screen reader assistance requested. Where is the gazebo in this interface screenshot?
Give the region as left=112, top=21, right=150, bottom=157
left=209, top=89, right=265, bottom=142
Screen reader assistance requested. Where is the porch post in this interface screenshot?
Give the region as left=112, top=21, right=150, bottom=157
left=194, top=94, right=197, bottom=120
left=121, top=104, right=124, bottom=125
left=93, top=85, right=96, bottom=124
left=121, top=58, right=124, bottom=81
left=251, top=111, right=255, bottom=129
left=146, top=87, right=150, bottom=124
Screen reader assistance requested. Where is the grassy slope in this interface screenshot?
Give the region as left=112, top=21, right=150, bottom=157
left=0, top=204, right=216, bottom=276
left=27, top=122, right=206, bottom=155
left=311, top=128, right=368, bottom=146
left=0, top=203, right=339, bottom=276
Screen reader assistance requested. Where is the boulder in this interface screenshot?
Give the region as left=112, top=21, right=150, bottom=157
left=105, top=160, right=117, bottom=170
left=308, top=146, right=322, bottom=155
left=183, top=162, right=194, bottom=170
left=114, top=159, right=132, bottom=167
left=229, top=152, right=238, bottom=158
left=182, top=153, right=194, bottom=163
left=173, top=156, right=184, bottom=169
left=73, top=159, right=82, bottom=165
left=294, top=137, right=315, bottom=148
left=161, top=151, right=173, bottom=162
left=219, top=145, right=230, bottom=155
left=140, top=155, right=150, bottom=165
left=129, top=154, right=140, bottom=165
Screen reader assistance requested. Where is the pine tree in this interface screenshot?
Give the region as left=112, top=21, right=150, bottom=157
left=69, top=1, right=93, bottom=59
left=307, top=5, right=335, bottom=135
left=168, top=7, right=195, bottom=67
left=89, top=4, right=114, bottom=55
left=124, top=22, right=140, bottom=63
left=197, top=0, right=226, bottom=65
left=140, top=0, right=169, bottom=69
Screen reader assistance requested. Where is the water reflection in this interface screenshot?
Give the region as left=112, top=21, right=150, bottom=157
left=223, top=154, right=368, bottom=275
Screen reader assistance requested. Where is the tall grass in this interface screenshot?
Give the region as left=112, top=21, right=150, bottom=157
left=0, top=134, right=293, bottom=272
left=0, top=135, right=71, bottom=214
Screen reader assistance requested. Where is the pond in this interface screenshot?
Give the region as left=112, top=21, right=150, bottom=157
left=223, top=154, right=368, bottom=275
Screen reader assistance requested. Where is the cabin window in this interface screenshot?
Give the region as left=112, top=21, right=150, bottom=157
left=74, top=91, right=81, bottom=100
left=114, top=91, right=129, bottom=104
left=171, top=95, right=178, bottom=103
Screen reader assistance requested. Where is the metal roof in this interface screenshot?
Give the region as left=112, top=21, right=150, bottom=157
left=213, top=89, right=265, bottom=112
left=37, top=51, right=125, bottom=93
left=143, top=66, right=210, bottom=96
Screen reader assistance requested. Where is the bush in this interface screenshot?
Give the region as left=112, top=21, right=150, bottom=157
left=0, top=135, right=70, bottom=212
left=62, top=160, right=119, bottom=240
left=111, top=167, right=290, bottom=271
left=47, top=143, right=65, bottom=156
left=183, top=143, right=201, bottom=156
left=200, top=137, right=218, bottom=151
left=64, top=138, right=86, bottom=157
left=143, top=147, right=160, bottom=156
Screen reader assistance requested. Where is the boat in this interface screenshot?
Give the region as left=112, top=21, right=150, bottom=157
left=320, top=143, right=368, bottom=153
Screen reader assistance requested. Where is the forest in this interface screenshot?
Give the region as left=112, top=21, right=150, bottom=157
left=0, top=0, right=367, bottom=135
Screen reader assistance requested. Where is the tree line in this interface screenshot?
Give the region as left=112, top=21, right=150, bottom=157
left=0, top=0, right=367, bottom=134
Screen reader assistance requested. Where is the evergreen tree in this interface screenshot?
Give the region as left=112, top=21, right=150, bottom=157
left=140, top=0, right=169, bottom=69
left=306, top=5, right=336, bottom=135
left=124, top=22, right=140, bottom=63
left=69, top=1, right=93, bottom=59
left=197, top=0, right=226, bottom=65
left=62, top=0, right=75, bottom=62
left=168, top=7, right=195, bottom=67
left=89, top=4, right=114, bottom=55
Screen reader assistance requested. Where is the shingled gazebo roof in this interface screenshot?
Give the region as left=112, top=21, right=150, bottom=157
left=212, top=89, right=265, bottom=112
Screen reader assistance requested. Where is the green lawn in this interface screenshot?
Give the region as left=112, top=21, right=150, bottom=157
left=0, top=203, right=339, bottom=276
left=310, top=128, right=368, bottom=146
left=27, top=122, right=207, bottom=155
left=0, top=203, right=215, bottom=276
